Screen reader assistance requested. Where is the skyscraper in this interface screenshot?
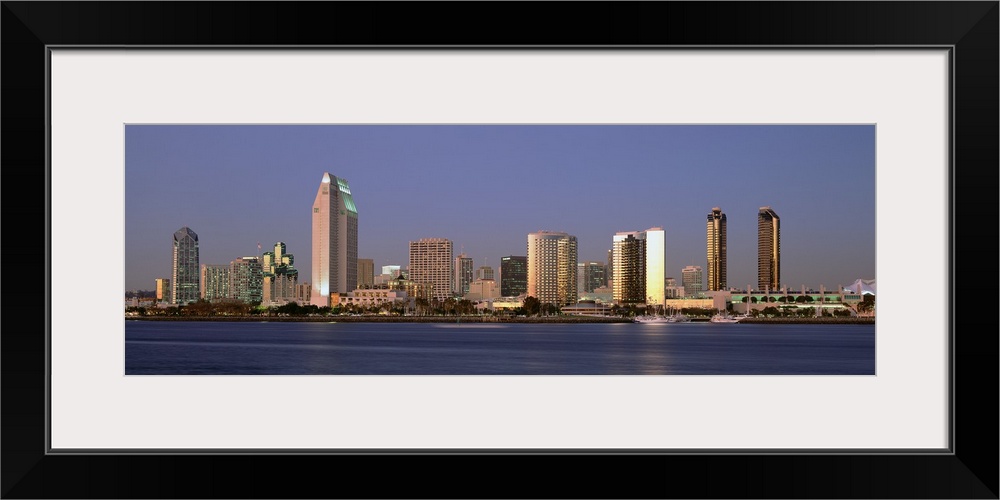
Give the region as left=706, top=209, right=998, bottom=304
left=578, top=261, right=608, bottom=293
left=499, top=255, right=527, bottom=297
left=606, top=249, right=613, bottom=288
left=409, top=238, right=453, bottom=302
left=681, top=265, right=703, bottom=297
left=757, top=206, right=781, bottom=291
left=171, top=226, right=199, bottom=305
left=454, top=254, right=473, bottom=297
left=706, top=207, right=727, bottom=291
left=230, top=256, right=264, bottom=304
left=357, top=258, right=375, bottom=289
left=200, top=264, right=230, bottom=301
left=527, top=231, right=577, bottom=306
left=311, top=172, right=358, bottom=307
left=612, top=227, right=665, bottom=306
left=263, top=242, right=299, bottom=304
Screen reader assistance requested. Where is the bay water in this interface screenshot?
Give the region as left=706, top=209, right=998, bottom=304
left=125, top=320, right=875, bottom=375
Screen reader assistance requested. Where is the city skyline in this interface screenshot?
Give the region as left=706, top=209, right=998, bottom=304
left=125, top=125, right=876, bottom=293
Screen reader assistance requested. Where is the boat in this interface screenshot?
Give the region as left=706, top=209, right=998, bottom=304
left=672, top=314, right=691, bottom=323
left=710, top=313, right=742, bottom=323
left=633, top=315, right=676, bottom=324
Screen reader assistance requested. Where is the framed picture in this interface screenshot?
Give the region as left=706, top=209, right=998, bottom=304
left=4, top=2, right=996, bottom=498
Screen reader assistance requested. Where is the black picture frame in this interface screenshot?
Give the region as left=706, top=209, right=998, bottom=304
left=3, top=2, right=997, bottom=498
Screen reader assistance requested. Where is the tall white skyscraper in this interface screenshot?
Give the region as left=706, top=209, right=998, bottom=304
left=527, top=231, right=578, bottom=306
left=612, top=227, right=665, bottom=306
left=409, top=238, right=454, bottom=302
left=171, top=226, right=199, bottom=305
left=311, top=172, right=358, bottom=306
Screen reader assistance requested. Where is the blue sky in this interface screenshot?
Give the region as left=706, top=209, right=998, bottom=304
left=124, top=124, right=875, bottom=292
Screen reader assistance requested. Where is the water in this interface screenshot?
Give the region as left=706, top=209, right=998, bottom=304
left=124, top=320, right=875, bottom=375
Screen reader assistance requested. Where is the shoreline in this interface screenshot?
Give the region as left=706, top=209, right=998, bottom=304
left=126, top=315, right=632, bottom=323
left=126, top=315, right=873, bottom=324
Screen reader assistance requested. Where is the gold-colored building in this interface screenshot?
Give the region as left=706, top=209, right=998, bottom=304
left=706, top=207, right=727, bottom=291
left=757, top=206, right=781, bottom=291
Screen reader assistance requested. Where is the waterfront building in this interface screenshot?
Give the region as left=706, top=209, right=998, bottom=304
left=499, top=255, right=527, bottom=297
left=578, top=285, right=613, bottom=305
left=527, top=231, right=578, bottom=306
left=357, top=258, right=375, bottom=289
left=476, top=265, right=494, bottom=281
left=155, top=278, right=170, bottom=302
left=729, top=286, right=861, bottom=316
left=487, top=296, right=525, bottom=313
left=562, top=300, right=612, bottom=316
left=335, top=288, right=409, bottom=309
left=466, top=279, right=500, bottom=301
left=409, top=238, right=453, bottom=302
left=262, top=242, right=299, bottom=305
left=706, top=206, right=728, bottom=291
left=200, top=264, right=230, bottom=301
left=387, top=276, right=434, bottom=301
left=311, top=172, right=358, bottom=307
left=171, top=226, right=200, bottom=305
left=454, top=254, right=473, bottom=297
left=612, top=228, right=665, bottom=306
left=681, top=265, right=704, bottom=297
left=230, top=256, right=264, bottom=304
left=757, top=206, right=781, bottom=291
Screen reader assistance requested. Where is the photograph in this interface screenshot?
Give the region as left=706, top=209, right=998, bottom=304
left=124, top=124, right=877, bottom=375
left=3, top=0, right=995, bottom=498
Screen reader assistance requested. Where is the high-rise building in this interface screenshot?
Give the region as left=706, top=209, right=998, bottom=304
left=171, top=226, right=199, bottom=305
left=263, top=242, right=299, bottom=304
left=200, top=264, right=230, bottom=301
left=612, top=228, right=665, bottom=306
left=357, top=258, right=375, bottom=288
left=757, top=206, right=781, bottom=291
left=476, top=266, right=494, bottom=281
left=230, top=256, right=263, bottom=304
left=606, top=249, right=613, bottom=288
left=578, top=261, right=608, bottom=293
left=409, top=238, right=453, bottom=301
left=311, top=172, right=358, bottom=307
left=382, top=265, right=401, bottom=277
left=499, top=255, right=527, bottom=297
left=155, top=278, right=170, bottom=301
left=706, top=206, right=727, bottom=291
left=527, top=231, right=578, bottom=306
left=681, top=265, right=704, bottom=297
left=454, top=254, right=473, bottom=297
